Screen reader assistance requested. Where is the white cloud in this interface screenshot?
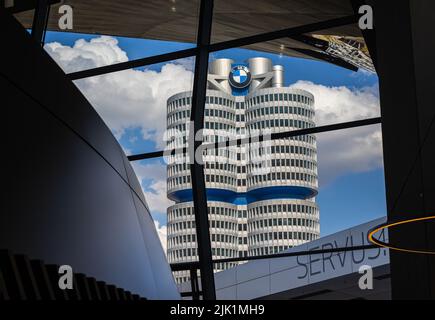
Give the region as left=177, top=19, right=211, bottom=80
left=45, top=36, right=384, bottom=219
left=45, top=36, right=184, bottom=220
left=45, top=36, right=129, bottom=73
left=290, top=80, right=380, bottom=126
left=316, top=126, right=383, bottom=185
left=143, top=179, right=173, bottom=214
left=289, top=81, right=383, bottom=185
left=131, top=161, right=173, bottom=215
left=175, top=56, right=196, bottom=72
left=45, top=36, right=194, bottom=146
left=154, top=220, right=167, bottom=254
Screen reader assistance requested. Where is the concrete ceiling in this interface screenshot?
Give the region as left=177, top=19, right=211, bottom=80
left=14, top=0, right=365, bottom=64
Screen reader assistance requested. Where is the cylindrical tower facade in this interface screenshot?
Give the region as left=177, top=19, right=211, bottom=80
left=166, top=58, right=320, bottom=285
left=272, top=65, right=284, bottom=87
left=166, top=90, right=239, bottom=283
left=209, top=58, right=234, bottom=93
left=248, top=57, right=272, bottom=91
left=245, top=87, right=319, bottom=256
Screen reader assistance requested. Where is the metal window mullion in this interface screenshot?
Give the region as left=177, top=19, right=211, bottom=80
left=67, top=48, right=198, bottom=80
left=127, top=117, right=382, bottom=161
left=67, top=15, right=358, bottom=80
left=189, top=0, right=215, bottom=300
left=208, top=15, right=358, bottom=53
left=170, top=244, right=378, bottom=271
left=31, top=0, right=50, bottom=46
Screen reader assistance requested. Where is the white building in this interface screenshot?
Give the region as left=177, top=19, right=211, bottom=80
left=166, top=57, right=320, bottom=283
left=177, top=218, right=390, bottom=300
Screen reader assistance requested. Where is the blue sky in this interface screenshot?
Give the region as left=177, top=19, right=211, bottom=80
left=45, top=31, right=386, bottom=237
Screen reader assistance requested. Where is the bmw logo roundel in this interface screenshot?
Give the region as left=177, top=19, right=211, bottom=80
left=228, top=65, right=252, bottom=89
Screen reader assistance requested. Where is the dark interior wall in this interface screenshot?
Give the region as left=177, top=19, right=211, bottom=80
left=370, top=0, right=435, bottom=299
left=0, top=10, right=178, bottom=299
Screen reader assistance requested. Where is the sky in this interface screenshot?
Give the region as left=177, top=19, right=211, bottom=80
left=43, top=31, right=387, bottom=250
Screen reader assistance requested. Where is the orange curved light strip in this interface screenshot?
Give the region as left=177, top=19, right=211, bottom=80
left=368, top=216, right=435, bottom=255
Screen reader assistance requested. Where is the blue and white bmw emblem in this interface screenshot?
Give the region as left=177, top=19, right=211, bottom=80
left=229, top=65, right=252, bottom=89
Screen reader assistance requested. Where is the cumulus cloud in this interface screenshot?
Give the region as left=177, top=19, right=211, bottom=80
left=290, top=81, right=383, bottom=185
left=154, top=220, right=168, bottom=254
left=45, top=36, right=194, bottom=146
left=45, top=36, right=185, bottom=223
left=316, top=126, right=383, bottom=185
left=290, top=80, right=380, bottom=126
left=44, top=36, right=129, bottom=73
left=131, top=160, right=173, bottom=215
left=45, top=36, right=384, bottom=217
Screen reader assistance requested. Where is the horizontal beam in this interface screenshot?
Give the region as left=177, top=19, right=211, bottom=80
left=288, top=47, right=358, bottom=72
left=287, top=34, right=358, bottom=71
left=67, top=48, right=198, bottom=80
left=127, top=150, right=165, bottom=161
left=67, top=15, right=358, bottom=80
left=170, top=244, right=378, bottom=271
left=270, top=117, right=380, bottom=140
left=208, top=15, right=359, bottom=53
left=289, top=34, right=329, bottom=50
left=180, top=291, right=203, bottom=297
left=127, top=117, right=382, bottom=162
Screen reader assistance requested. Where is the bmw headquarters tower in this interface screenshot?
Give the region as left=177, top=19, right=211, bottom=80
left=166, top=57, right=320, bottom=283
